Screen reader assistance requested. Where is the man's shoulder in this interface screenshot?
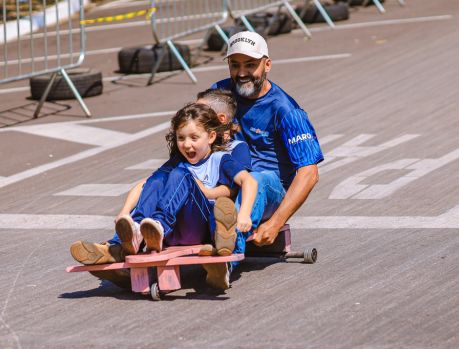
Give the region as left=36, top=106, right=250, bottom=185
left=265, top=82, right=303, bottom=120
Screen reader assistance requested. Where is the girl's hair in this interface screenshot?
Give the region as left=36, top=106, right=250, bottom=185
left=166, top=103, right=228, bottom=157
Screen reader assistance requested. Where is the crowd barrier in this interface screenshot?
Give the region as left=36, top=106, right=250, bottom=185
left=0, top=0, right=91, bottom=117
left=363, top=0, right=406, bottom=14
left=0, top=0, right=408, bottom=107
left=228, top=0, right=315, bottom=38
left=148, top=0, right=229, bottom=85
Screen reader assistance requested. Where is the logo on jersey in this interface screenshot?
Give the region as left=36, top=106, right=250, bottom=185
left=288, top=133, right=313, bottom=145
left=250, top=127, right=269, bottom=137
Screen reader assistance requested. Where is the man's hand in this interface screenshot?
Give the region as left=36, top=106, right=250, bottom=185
left=252, top=219, right=282, bottom=246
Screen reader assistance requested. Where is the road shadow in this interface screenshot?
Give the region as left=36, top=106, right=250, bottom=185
left=59, top=259, right=288, bottom=301
left=0, top=101, right=72, bottom=127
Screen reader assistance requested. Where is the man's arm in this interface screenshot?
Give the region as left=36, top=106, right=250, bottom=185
left=115, top=178, right=146, bottom=222
left=252, top=164, right=319, bottom=246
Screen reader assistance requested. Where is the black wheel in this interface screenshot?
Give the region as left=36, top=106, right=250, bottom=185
left=296, top=3, right=349, bottom=24
left=118, top=44, right=191, bottom=74
left=29, top=68, right=103, bottom=100
left=304, top=248, right=318, bottom=264
left=150, top=282, right=161, bottom=301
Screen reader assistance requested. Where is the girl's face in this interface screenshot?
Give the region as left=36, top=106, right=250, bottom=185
left=176, top=120, right=216, bottom=164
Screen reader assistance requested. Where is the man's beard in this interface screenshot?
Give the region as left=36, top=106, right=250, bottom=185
left=234, top=72, right=266, bottom=98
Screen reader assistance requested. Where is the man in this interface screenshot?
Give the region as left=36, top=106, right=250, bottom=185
left=212, top=31, right=323, bottom=247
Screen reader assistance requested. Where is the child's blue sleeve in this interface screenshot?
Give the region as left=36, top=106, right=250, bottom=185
left=230, top=142, right=252, bottom=170
left=218, top=154, right=246, bottom=187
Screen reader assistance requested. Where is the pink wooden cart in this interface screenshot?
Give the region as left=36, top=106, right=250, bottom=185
left=66, top=224, right=317, bottom=300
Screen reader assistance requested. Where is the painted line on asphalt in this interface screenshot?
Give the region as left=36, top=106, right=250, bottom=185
left=0, top=110, right=175, bottom=131
left=1, top=204, right=458, bottom=230
left=54, top=182, right=137, bottom=197
left=292, top=14, right=453, bottom=34
left=11, top=123, right=132, bottom=146
left=0, top=53, right=352, bottom=94
left=0, top=120, right=171, bottom=188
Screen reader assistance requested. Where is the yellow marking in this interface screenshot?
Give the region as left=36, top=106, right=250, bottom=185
left=80, top=8, right=156, bottom=25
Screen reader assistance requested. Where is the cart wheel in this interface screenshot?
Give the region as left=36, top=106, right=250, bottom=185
left=150, top=283, right=161, bottom=301
left=304, top=248, right=318, bottom=264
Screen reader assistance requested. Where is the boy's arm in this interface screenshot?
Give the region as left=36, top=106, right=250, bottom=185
left=194, top=178, right=232, bottom=199
left=233, top=171, right=258, bottom=232
left=115, top=178, right=146, bottom=222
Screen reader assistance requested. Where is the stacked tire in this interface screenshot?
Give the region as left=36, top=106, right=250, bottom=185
left=206, top=12, right=293, bottom=52
left=295, top=2, right=350, bottom=24
left=30, top=68, right=103, bottom=101
left=118, top=44, right=191, bottom=75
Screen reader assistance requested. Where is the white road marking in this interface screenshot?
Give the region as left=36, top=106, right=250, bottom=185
left=1, top=204, right=458, bottom=230
left=292, top=15, right=453, bottom=34
left=320, top=134, right=419, bottom=174
left=54, top=183, right=137, bottom=197
left=126, top=158, right=168, bottom=170
left=289, top=204, right=459, bottom=229
left=0, top=120, right=171, bottom=188
left=13, top=123, right=131, bottom=146
left=0, top=110, right=175, bottom=131
left=330, top=148, right=459, bottom=199
left=54, top=159, right=167, bottom=197
left=0, top=53, right=352, bottom=94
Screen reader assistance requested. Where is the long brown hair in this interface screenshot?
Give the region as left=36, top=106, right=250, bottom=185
left=166, top=103, right=229, bottom=158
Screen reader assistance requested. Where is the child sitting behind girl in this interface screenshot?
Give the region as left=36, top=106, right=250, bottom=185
left=116, top=102, right=258, bottom=289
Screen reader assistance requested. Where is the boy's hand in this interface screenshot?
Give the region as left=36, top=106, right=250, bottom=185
left=237, top=213, right=252, bottom=232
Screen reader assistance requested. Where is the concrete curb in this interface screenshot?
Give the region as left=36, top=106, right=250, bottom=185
left=0, top=0, right=89, bottom=44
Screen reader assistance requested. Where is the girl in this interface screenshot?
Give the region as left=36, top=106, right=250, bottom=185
left=115, top=103, right=258, bottom=287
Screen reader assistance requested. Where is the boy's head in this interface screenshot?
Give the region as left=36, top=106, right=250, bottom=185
left=196, top=88, right=236, bottom=125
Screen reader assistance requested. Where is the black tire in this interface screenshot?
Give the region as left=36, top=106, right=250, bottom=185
left=118, top=44, right=191, bottom=75
left=267, top=13, right=293, bottom=36
left=296, top=2, right=349, bottom=23
left=206, top=26, right=242, bottom=51
left=29, top=68, right=103, bottom=101
left=235, top=12, right=293, bottom=36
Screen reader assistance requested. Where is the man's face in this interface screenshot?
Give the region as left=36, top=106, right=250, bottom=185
left=228, top=54, right=272, bottom=99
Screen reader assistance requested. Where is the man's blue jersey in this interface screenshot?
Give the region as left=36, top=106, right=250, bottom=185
left=212, top=79, right=324, bottom=189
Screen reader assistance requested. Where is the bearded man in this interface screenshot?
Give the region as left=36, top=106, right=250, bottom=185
left=211, top=31, right=324, bottom=248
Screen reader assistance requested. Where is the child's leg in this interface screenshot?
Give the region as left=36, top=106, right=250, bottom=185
left=107, top=169, right=171, bottom=246
left=232, top=171, right=286, bottom=268
left=142, top=167, right=214, bottom=247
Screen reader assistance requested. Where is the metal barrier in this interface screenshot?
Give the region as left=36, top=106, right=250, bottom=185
left=364, top=0, right=406, bottom=14
left=304, top=0, right=336, bottom=28
left=227, top=0, right=314, bottom=38
left=148, top=0, right=229, bottom=85
left=0, top=0, right=90, bottom=117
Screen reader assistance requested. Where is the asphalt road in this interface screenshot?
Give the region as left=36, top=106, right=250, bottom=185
left=0, top=0, right=458, bottom=348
